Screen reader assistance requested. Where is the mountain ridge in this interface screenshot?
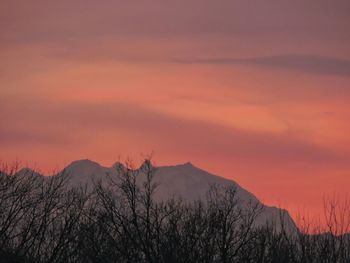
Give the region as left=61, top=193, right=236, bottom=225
left=15, top=159, right=297, bottom=232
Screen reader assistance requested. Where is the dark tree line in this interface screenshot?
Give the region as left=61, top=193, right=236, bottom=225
left=1, top=161, right=350, bottom=263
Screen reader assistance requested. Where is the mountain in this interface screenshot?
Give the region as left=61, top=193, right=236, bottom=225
left=19, top=159, right=297, bottom=232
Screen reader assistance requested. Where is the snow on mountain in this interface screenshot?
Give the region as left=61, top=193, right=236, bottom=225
left=57, top=159, right=297, bottom=232
left=63, top=159, right=115, bottom=186
left=15, top=159, right=297, bottom=232
left=152, top=162, right=296, bottom=232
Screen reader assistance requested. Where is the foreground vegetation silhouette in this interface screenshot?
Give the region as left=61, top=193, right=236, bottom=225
left=0, top=161, right=349, bottom=263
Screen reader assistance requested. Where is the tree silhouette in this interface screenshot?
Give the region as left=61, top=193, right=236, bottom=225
left=0, top=161, right=349, bottom=263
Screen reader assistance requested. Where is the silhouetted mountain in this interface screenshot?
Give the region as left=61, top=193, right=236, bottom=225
left=54, top=159, right=297, bottom=232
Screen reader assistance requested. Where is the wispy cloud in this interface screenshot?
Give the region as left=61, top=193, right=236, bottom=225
left=175, top=55, right=350, bottom=76
left=1, top=97, right=346, bottom=165
left=0, top=129, right=67, bottom=146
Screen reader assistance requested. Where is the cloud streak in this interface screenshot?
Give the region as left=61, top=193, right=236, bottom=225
left=0, top=129, right=67, bottom=146
left=1, top=0, right=349, bottom=47
left=175, top=55, right=350, bottom=76
left=1, top=98, right=346, bottom=165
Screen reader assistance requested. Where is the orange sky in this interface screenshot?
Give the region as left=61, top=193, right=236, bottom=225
left=1, top=0, right=350, bottom=223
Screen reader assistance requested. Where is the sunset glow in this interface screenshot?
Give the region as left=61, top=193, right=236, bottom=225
left=1, top=0, right=350, bottom=223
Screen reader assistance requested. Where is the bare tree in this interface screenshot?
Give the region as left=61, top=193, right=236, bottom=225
left=1, top=160, right=350, bottom=263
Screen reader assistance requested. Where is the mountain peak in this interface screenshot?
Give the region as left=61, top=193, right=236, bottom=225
left=111, top=161, right=126, bottom=171
left=64, top=159, right=102, bottom=175
left=16, top=167, right=42, bottom=177
left=67, top=159, right=100, bottom=167
left=182, top=162, right=194, bottom=167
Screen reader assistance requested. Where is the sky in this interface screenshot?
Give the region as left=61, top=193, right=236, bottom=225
left=1, top=0, right=350, bottom=221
